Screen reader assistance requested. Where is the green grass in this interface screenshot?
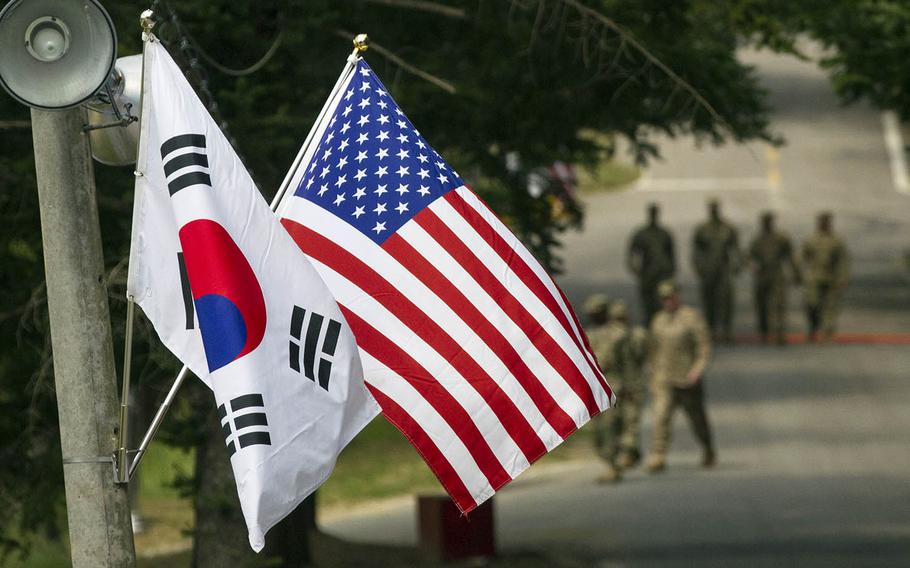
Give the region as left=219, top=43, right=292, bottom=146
left=577, top=159, right=641, bottom=193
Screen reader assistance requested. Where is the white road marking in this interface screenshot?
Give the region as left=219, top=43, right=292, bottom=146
left=881, top=111, right=910, bottom=195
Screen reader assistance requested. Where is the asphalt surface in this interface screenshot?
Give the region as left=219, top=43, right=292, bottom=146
left=321, top=47, right=910, bottom=566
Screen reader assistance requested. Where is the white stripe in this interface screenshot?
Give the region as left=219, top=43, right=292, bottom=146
left=397, top=221, right=589, bottom=427
left=284, top=198, right=577, bottom=441
left=453, top=187, right=607, bottom=392
left=430, top=198, right=611, bottom=411
left=358, top=351, right=493, bottom=505
left=301, top=246, right=531, bottom=478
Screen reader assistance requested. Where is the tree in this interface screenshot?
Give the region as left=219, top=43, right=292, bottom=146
left=0, top=0, right=776, bottom=561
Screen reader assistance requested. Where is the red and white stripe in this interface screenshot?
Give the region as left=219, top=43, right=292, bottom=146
left=280, top=185, right=613, bottom=512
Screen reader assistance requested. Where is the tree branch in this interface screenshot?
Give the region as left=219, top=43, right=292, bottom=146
left=362, top=0, right=467, bottom=20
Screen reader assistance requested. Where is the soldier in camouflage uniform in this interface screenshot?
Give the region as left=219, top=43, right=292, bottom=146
left=692, top=200, right=742, bottom=343
left=586, top=297, right=649, bottom=482
left=627, top=204, right=676, bottom=326
left=748, top=212, right=801, bottom=345
left=646, top=281, right=715, bottom=473
left=802, top=212, right=849, bottom=342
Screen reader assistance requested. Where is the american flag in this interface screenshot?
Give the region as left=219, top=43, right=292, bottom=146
left=279, top=60, right=614, bottom=512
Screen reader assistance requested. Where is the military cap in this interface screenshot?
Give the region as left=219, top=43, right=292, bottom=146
left=657, top=279, right=678, bottom=299
left=584, top=293, right=610, bottom=314
left=609, top=300, right=628, bottom=320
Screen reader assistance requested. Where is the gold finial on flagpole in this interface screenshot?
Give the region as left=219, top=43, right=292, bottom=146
left=353, top=34, right=369, bottom=54
left=140, top=10, right=155, bottom=33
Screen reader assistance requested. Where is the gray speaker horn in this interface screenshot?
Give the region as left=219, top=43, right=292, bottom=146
left=87, top=55, right=142, bottom=166
left=0, top=0, right=117, bottom=110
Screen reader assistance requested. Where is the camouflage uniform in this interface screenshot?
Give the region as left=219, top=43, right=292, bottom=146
left=802, top=228, right=849, bottom=340
left=748, top=225, right=800, bottom=344
left=692, top=217, right=742, bottom=341
left=647, top=291, right=714, bottom=471
left=627, top=222, right=676, bottom=326
left=588, top=302, right=649, bottom=473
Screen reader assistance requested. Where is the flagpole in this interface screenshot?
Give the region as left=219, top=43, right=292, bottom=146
left=269, top=34, right=368, bottom=211
left=126, top=32, right=370, bottom=482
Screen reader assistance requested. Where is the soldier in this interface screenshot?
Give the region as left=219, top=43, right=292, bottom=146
left=583, top=293, right=621, bottom=480
left=608, top=300, right=650, bottom=471
left=627, top=204, right=676, bottom=325
left=802, top=212, right=849, bottom=342
left=646, top=281, right=715, bottom=473
left=748, top=212, right=801, bottom=345
left=692, top=199, right=742, bottom=343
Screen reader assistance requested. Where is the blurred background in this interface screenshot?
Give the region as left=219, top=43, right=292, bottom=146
left=1, top=1, right=908, bottom=566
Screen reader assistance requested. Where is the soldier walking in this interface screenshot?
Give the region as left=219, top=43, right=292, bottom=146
left=802, top=212, right=849, bottom=342
left=586, top=296, right=649, bottom=482
left=646, top=281, right=715, bottom=473
left=748, top=212, right=801, bottom=344
left=627, top=204, right=676, bottom=325
left=692, top=199, right=742, bottom=343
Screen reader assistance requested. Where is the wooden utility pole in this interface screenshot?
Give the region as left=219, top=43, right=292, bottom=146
left=31, top=107, right=136, bottom=567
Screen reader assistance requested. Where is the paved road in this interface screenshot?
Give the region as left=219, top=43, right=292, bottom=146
left=321, top=48, right=910, bottom=566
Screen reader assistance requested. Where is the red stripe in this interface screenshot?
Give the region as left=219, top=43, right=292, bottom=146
left=384, top=233, right=578, bottom=440
left=554, top=284, right=613, bottom=401
left=366, top=384, right=478, bottom=513
left=444, top=191, right=611, bottom=398
left=282, top=219, right=519, bottom=489
left=412, top=209, right=602, bottom=419
left=339, top=307, right=511, bottom=491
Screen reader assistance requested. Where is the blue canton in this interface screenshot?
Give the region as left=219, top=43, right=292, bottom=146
left=293, top=61, right=463, bottom=245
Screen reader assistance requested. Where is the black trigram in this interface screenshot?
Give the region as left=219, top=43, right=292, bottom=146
left=177, top=252, right=194, bottom=330
left=289, top=306, right=341, bottom=391
left=160, top=133, right=211, bottom=196
left=218, top=393, right=271, bottom=457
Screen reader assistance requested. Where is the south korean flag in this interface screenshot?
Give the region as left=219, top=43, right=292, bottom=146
left=127, top=37, right=379, bottom=551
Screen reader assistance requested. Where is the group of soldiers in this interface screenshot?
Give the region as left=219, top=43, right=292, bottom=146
left=585, top=200, right=850, bottom=481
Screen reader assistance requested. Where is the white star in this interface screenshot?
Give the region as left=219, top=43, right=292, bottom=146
left=335, top=174, right=347, bottom=188
left=376, top=88, right=387, bottom=97
left=376, top=147, right=389, bottom=160
left=322, top=147, right=332, bottom=161
left=417, top=168, right=430, bottom=179
left=358, top=97, right=371, bottom=109
left=437, top=173, right=449, bottom=184
left=340, top=122, right=351, bottom=134
left=378, top=114, right=390, bottom=125
left=416, top=139, right=426, bottom=149
left=352, top=206, right=365, bottom=219
left=333, top=193, right=346, bottom=206
left=356, top=132, right=369, bottom=145
left=359, top=81, right=371, bottom=92
left=396, top=119, right=407, bottom=129
left=418, top=185, right=431, bottom=196
left=329, top=116, right=337, bottom=128
left=318, top=183, right=329, bottom=196
left=342, top=105, right=352, bottom=118
left=375, top=166, right=388, bottom=178
left=372, top=221, right=386, bottom=234
left=374, top=202, right=387, bottom=215
left=325, top=131, right=335, bottom=143
left=395, top=107, right=404, bottom=115
left=396, top=165, right=410, bottom=177
left=338, top=138, right=350, bottom=152
left=305, top=178, right=314, bottom=190
left=397, top=133, right=409, bottom=144
left=375, top=184, right=388, bottom=196
left=309, top=161, right=318, bottom=173
left=354, top=169, right=367, bottom=182
left=359, top=66, right=369, bottom=77
left=377, top=99, right=388, bottom=109
left=357, top=115, right=370, bottom=127
left=395, top=202, right=409, bottom=214
left=377, top=130, right=390, bottom=142
left=345, top=88, right=354, bottom=100
left=436, top=161, right=447, bottom=170
left=355, top=150, right=368, bottom=163
left=397, top=148, right=410, bottom=160
left=336, top=156, right=348, bottom=169
left=353, top=187, right=366, bottom=199
left=319, top=165, right=330, bottom=179
left=395, top=183, right=409, bottom=195
left=417, top=154, right=429, bottom=163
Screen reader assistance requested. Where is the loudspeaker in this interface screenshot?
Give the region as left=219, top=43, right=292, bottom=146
left=0, top=0, right=116, bottom=110
left=87, top=55, right=142, bottom=165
